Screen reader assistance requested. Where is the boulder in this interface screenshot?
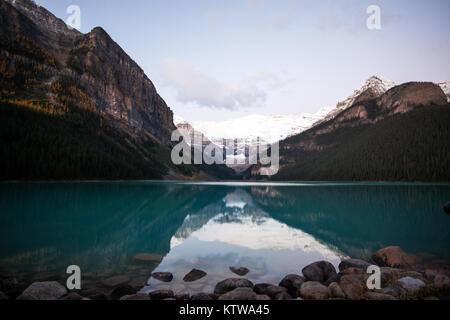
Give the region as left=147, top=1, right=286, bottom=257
left=279, top=274, right=304, bottom=297
left=152, top=272, right=173, bottom=283
left=378, top=285, right=406, bottom=298
left=101, top=275, right=130, bottom=288
left=340, top=268, right=365, bottom=276
left=302, top=261, right=337, bottom=284
left=253, top=283, right=272, bottom=295
left=300, top=281, right=330, bottom=300
left=372, top=246, right=420, bottom=269
left=434, top=274, right=450, bottom=289
left=256, top=294, right=271, bottom=300
left=259, top=285, right=287, bottom=299
left=183, top=269, right=207, bottom=282
left=339, top=275, right=367, bottom=300
left=17, top=281, right=67, bottom=300
left=398, top=277, right=425, bottom=293
left=149, top=289, right=175, bottom=300
left=364, top=292, right=397, bottom=300
left=339, top=259, right=371, bottom=272
left=218, top=288, right=257, bottom=300
left=230, top=267, right=250, bottom=276
left=214, top=278, right=253, bottom=295
left=120, top=293, right=150, bottom=301
left=191, top=293, right=214, bottom=301
left=328, top=282, right=345, bottom=299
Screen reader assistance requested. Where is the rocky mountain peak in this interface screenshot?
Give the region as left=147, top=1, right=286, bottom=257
left=438, top=80, right=450, bottom=102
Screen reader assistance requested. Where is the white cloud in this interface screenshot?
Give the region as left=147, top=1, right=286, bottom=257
left=160, top=58, right=267, bottom=110
left=243, top=0, right=267, bottom=13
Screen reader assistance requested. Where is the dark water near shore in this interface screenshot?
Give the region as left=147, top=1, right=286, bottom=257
left=0, top=182, right=449, bottom=296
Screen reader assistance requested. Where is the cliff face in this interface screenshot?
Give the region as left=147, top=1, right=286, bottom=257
left=1, top=0, right=175, bottom=145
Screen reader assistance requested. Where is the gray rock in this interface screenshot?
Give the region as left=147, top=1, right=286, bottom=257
left=183, top=269, right=207, bottom=282
left=339, top=275, right=367, bottom=300
left=120, top=293, right=150, bottom=300
left=152, top=272, right=173, bottom=283
left=328, top=282, right=345, bottom=299
left=339, top=259, right=371, bottom=272
left=214, top=278, right=253, bottom=295
left=218, top=288, right=257, bottom=301
left=230, top=267, right=250, bottom=276
left=302, top=261, right=337, bottom=284
left=300, top=281, right=330, bottom=300
left=378, top=285, right=406, bottom=297
left=149, top=289, right=175, bottom=300
left=175, top=293, right=191, bottom=300
left=279, top=274, right=304, bottom=298
left=256, top=294, right=271, bottom=300
left=372, top=246, right=420, bottom=269
left=398, top=277, right=425, bottom=293
left=17, top=281, right=67, bottom=300
left=364, top=292, right=397, bottom=300
left=101, top=275, right=130, bottom=288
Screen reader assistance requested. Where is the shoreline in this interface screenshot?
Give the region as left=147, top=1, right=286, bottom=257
left=2, top=246, right=449, bottom=301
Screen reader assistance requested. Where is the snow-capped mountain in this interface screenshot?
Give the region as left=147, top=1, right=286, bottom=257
left=190, top=107, right=334, bottom=145
left=318, top=75, right=396, bottom=124
left=438, top=80, right=450, bottom=102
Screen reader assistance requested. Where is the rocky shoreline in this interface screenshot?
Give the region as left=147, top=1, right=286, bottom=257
left=1, top=246, right=449, bottom=301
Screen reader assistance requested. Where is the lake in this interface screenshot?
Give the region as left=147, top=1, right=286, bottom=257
left=0, top=182, right=449, bottom=296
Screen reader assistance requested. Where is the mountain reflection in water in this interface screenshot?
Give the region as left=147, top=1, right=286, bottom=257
left=0, top=182, right=449, bottom=295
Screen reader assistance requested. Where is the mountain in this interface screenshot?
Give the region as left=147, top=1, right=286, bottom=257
left=0, top=0, right=217, bottom=180
left=317, top=75, right=396, bottom=125
left=439, top=80, right=450, bottom=102
left=249, top=81, right=450, bottom=182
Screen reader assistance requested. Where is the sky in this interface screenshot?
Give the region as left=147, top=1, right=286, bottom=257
left=35, top=0, right=450, bottom=122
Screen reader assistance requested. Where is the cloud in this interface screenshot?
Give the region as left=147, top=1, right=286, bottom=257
left=161, top=58, right=267, bottom=110
left=245, top=71, right=284, bottom=89
left=243, top=0, right=267, bottom=13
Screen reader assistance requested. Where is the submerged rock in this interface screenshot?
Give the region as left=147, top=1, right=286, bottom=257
left=378, top=285, right=406, bottom=297
left=17, top=281, right=67, bottom=300
left=152, top=272, right=173, bottom=283
left=133, top=253, right=164, bottom=264
left=302, top=261, right=337, bottom=284
left=109, top=284, right=137, bottom=300
left=299, top=281, right=330, bottom=300
left=372, top=246, right=420, bottom=269
left=230, top=267, right=250, bottom=276
left=183, top=269, right=207, bottom=282
left=218, top=288, right=257, bottom=301
left=149, top=289, right=175, bottom=300
left=102, top=275, right=130, bottom=288
left=214, top=278, right=253, bottom=295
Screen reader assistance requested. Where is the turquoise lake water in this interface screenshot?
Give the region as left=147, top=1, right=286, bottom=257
left=0, top=182, right=449, bottom=295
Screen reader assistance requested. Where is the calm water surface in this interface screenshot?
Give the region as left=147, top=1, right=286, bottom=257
left=0, top=182, right=449, bottom=295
